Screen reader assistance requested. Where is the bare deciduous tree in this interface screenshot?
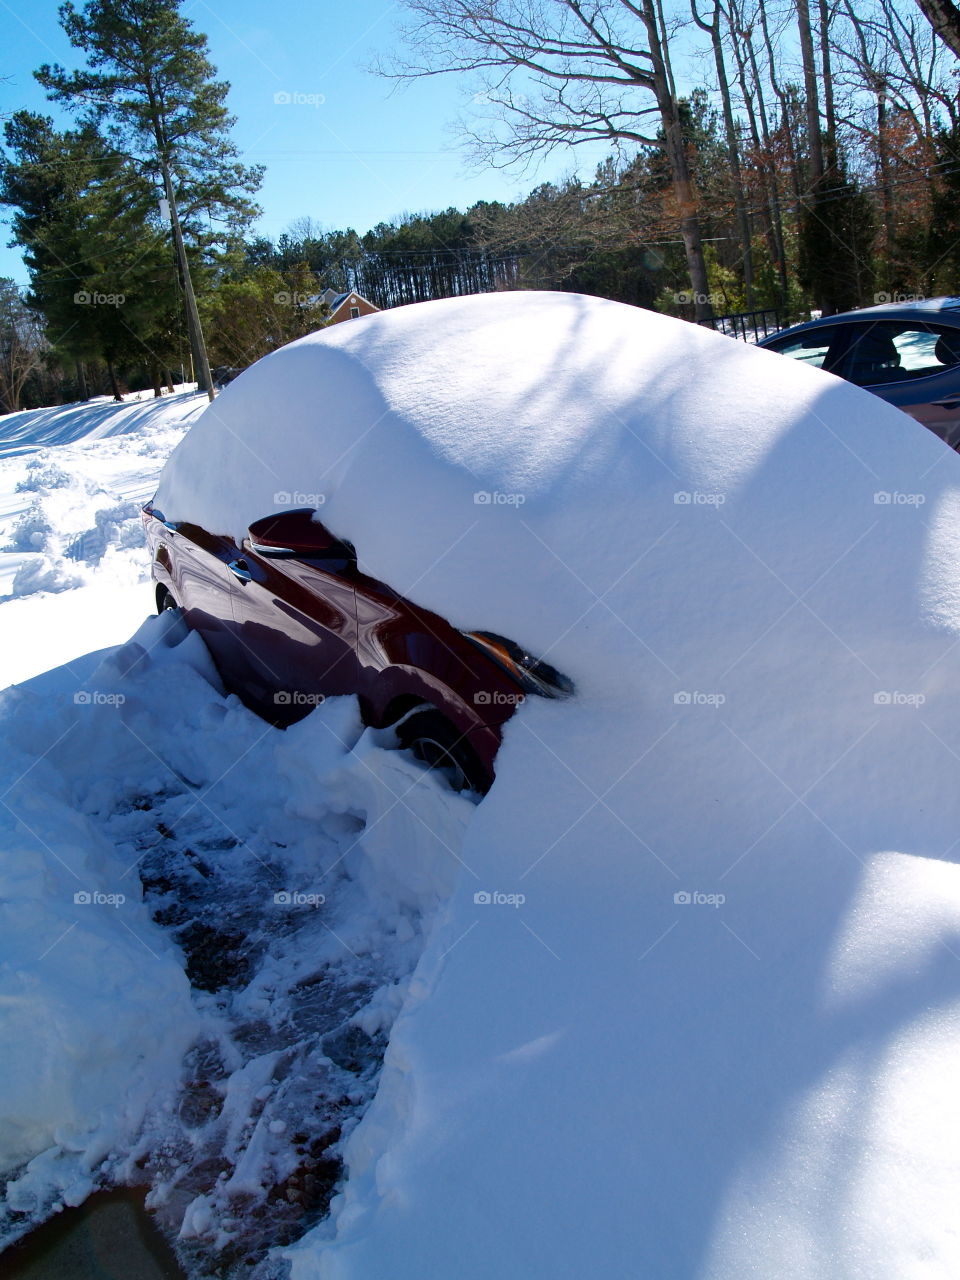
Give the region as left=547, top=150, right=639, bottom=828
left=0, top=280, right=46, bottom=414
left=383, top=0, right=716, bottom=317
left=691, top=0, right=754, bottom=305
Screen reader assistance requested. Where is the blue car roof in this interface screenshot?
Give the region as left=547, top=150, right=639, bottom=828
left=761, top=296, right=960, bottom=344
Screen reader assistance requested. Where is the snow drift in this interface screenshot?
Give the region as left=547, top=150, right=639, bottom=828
left=0, top=614, right=470, bottom=1270
left=0, top=389, right=207, bottom=684
left=151, top=293, right=960, bottom=1278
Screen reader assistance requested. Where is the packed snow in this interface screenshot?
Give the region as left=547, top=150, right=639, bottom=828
left=1, top=386, right=471, bottom=1275
left=5, top=291, right=960, bottom=1278
left=0, top=612, right=469, bottom=1274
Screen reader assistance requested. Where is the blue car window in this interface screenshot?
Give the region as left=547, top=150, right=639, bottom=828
left=842, top=322, right=960, bottom=385
left=764, top=327, right=841, bottom=369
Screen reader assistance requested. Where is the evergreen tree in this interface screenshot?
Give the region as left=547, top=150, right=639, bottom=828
left=35, top=0, right=262, bottom=391
left=797, top=160, right=876, bottom=315
left=1, top=111, right=185, bottom=399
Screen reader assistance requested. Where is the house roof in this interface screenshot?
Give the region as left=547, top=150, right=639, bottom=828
left=304, top=289, right=379, bottom=316
left=329, top=291, right=378, bottom=316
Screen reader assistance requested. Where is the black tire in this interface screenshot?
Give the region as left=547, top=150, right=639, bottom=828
left=157, top=587, right=180, bottom=614
left=394, top=709, right=491, bottom=795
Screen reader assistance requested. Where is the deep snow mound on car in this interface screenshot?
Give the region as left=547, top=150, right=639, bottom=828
left=156, top=290, right=959, bottom=693
left=157, top=292, right=960, bottom=1279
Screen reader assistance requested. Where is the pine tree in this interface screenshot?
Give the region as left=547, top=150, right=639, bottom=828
left=797, top=161, right=876, bottom=315
left=1, top=111, right=185, bottom=399
left=35, top=0, right=262, bottom=393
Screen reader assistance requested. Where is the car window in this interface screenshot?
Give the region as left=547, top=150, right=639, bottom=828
left=842, top=321, right=960, bottom=386
left=764, top=327, right=841, bottom=369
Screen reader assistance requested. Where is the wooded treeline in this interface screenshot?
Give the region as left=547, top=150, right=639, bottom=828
left=4, top=0, right=960, bottom=411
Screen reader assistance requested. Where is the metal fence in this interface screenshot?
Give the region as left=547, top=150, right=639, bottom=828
left=698, top=309, right=782, bottom=344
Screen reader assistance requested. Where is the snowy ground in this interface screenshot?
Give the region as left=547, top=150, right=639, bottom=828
left=0, top=389, right=469, bottom=1277
left=6, top=293, right=960, bottom=1280
left=0, top=388, right=207, bottom=684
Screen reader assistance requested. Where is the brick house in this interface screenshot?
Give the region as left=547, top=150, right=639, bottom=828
left=316, top=287, right=380, bottom=325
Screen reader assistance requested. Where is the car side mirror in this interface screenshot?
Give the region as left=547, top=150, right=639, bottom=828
left=247, top=509, right=356, bottom=564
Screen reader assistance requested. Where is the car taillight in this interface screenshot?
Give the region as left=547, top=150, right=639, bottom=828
left=463, top=631, right=575, bottom=699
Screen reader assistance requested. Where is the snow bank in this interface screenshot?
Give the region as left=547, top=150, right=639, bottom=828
left=155, top=293, right=960, bottom=1277
left=0, top=648, right=201, bottom=1204
left=0, top=600, right=475, bottom=1270
left=0, top=389, right=212, bottom=1200
left=0, top=384, right=201, bottom=457
left=0, top=388, right=207, bottom=683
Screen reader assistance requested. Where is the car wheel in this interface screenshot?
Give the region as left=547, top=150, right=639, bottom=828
left=157, top=587, right=180, bottom=614
left=394, top=709, right=491, bottom=795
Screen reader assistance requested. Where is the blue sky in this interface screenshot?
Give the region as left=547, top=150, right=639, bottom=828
left=0, top=0, right=606, bottom=286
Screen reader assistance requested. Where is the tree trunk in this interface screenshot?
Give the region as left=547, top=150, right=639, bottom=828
left=107, top=360, right=122, bottom=402
left=915, top=0, right=960, bottom=60
left=740, top=18, right=790, bottom=302
left=877, top=88, right=896, bottom=250
left=726, top=0, right=787, bottom=302
left=818, top=0, right=837, bottom=145
left=759, top=0, right=803, bottom=203
left=643, top=0, right=713, bottom=318
left=797, top=0, right=825, bottom=185
left=161, top=159, right=214, bottom=400
left=695, top=0, right=753, bottom=307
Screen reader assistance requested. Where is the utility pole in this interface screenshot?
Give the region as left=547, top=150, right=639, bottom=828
left=161, top=159, right=214, bottom=402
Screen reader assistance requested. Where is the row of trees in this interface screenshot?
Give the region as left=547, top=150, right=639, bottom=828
left=0, top=0, right=261, bottom=408
left=382, top=0, right=960, bottom=319
left=4, top=0, right=960, bottom=410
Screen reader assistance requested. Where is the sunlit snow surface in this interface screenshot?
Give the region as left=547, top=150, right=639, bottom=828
left=7, top=293, right=960, bottom=1280
left=0, top=388, right=207, bottom=682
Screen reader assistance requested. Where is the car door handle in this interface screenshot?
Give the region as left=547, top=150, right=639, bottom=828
left=931, top=398, right=960, bottom=409
left=228, top=559, right=252, bottom=582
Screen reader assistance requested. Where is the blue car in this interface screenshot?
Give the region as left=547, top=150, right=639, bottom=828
left=757, top=297, right=960, bottom=451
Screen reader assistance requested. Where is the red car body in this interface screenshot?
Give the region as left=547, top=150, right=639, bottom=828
left=142, top=505, right=568, bottom=791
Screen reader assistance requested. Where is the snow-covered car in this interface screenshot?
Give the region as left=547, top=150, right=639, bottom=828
left=142, top=505, right=572, bottom=794
left=758, top=297, right=960, bottom=449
